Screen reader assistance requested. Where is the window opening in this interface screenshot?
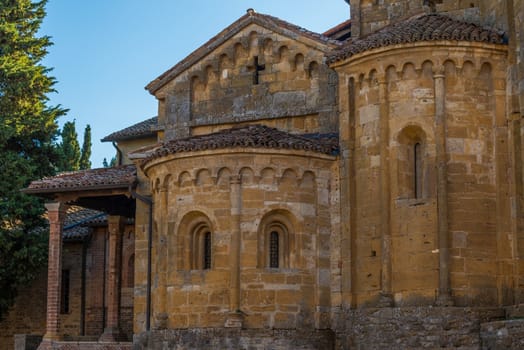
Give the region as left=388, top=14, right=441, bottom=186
left=269, top=231, right=279, bottom=268
left=248, top=56, right=265, bottom=85
left=127, top=255, right=135, bottom=287
left=414, top=142, right=422, bottom=198
left=203, top=231, right=211, bottom=270
left=61, top=269, right=70, bottom=314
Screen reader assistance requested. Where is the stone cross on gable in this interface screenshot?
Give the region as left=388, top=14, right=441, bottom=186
left=247, top=56, right=265, bottom=85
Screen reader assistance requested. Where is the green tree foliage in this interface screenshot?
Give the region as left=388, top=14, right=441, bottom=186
left=57, top=120, right=80, bottom=171
left=102, top=156, right=117, bottom=168
left=79, top=124, right=91, bottom=169
left=0, top=0, right=66, bottom=319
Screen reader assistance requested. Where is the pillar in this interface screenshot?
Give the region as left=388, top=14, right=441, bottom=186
left=99, top=215, right=125, bottom=342
left=225, top=175, right=243, bottom=327
left=39, top=201, right=68, bottom=348
left=434, top=70, right=453, bottom=305
left=378, top=77, right=393, bottom=306
left=154, top=185, right=168, bottom=329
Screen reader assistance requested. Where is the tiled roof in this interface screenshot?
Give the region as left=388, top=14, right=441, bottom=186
left=323, top=19, right=351, bottom=41
left=25, top=165, right=137, bottom=194
left=328, top=13, right=506, bottom=63
left=254, top=11, right=341, bottom=46
left=101, top=116, right=159, bottom=142
left=63, top=206, right=105, bottom=241
left=62, top=206, right=134, bottom=241
left=142, top=124, right=339, bottom=165
left=146, top=10, right=341, bottom=94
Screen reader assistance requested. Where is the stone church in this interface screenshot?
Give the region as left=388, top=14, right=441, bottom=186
left=4, top=0, right=524, bottom=349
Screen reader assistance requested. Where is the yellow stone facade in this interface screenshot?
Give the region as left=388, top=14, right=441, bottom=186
left=128, top=1, right=524, bottom=348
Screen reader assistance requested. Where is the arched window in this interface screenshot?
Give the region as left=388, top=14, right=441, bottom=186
left=397, top=126, right=426, bottom=200
left=258, top=211, right=295, bottom=269
left=176, top=212, right=214, bottom=271
left=191, top=223, right=212, bottom=270
left=203, top=231, right=212, bottom=270
left=414, top=142, right=422, bottom=199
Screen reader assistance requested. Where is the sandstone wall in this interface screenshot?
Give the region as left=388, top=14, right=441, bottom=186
left=348, top=0, right=491, bottom=39
left=154, top=24, right=338, bottom=140
left=140, top=150, right=336, bottom=333
left=117, top=136, right=157, bottom=165
left=334, top=41, right=510, bottom=307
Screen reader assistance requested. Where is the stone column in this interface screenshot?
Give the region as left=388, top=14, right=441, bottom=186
left=100, top=215, right=125, bottom=342
left=378, top=77, right=393, bottom=306
left=154, top=185, right=168, bottom=329
left=434, top=70, right=453, bottom=305
left=39, top=202, right=68, bottom=346
left=225, top=175, right=243, bottom=327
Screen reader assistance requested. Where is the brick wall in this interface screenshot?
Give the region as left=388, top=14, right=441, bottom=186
left=0, top=269, right=47, bottom=350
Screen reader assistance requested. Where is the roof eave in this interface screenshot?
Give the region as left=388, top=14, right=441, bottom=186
left=101, top=132, right=158, bottom=143
left=22, top=183, right=133, bottom=196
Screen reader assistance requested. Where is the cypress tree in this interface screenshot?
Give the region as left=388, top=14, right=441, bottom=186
left=57, top=120, right=80, bottom=171
left=79, top=124, right=92, bottom=170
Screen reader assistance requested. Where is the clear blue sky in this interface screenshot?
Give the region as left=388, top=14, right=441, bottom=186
left=40, top=1, right=349, bottom=168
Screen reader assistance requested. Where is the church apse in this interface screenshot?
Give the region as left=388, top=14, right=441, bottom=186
left=142, top=143, right=337, bottom=331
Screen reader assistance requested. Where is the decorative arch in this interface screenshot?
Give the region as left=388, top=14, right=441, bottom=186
left=240, top=167, right=255, bottom=186
left=216, top=167, right=232, bottom=188
left=308, top=61, right=319, bottom=79
left=278, top=46, right=289, bottom=64
left=257, top=210, right=296, bottom=269
left=402, top=62, right=418, bottom=80
left=279, top=168, right=298, bottom=187
left=248, top=31, right=259, bottom=55
left=178, top=171, right=193, bottom=187
left=263, top=38, right=273, bottom=57
left=195, top=168, right=213, bottom=186
left=176, top=211, right=214, bottom=270
left=234, top=42, right=247, bottom=62
left=293, top=53, right=304, bottom=72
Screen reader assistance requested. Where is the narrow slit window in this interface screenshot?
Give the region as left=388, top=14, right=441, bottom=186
left=414, top=142, right=422, bottom=198
left=60, top=269, right=70, bottom=314
left=127, top=255, right=135, bottom=287
left=269, top=231, right=279, bottom=268
left=203, top=231, right=211, bottom=270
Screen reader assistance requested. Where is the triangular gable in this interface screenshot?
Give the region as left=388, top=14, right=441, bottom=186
left=146, top=9, right=341, bottom=94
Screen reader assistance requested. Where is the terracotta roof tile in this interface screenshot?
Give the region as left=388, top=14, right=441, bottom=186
left=63, top=206, right=105, bottom=241
left=254, top=12, right=342, bottom=46
left=25, top=165, right=137, bottom=194
left=61, top=206, right=134, bottom=241
left=323, top=19, right=352, bottom=41
left=101, top=116, right=159, bottom=142
left=328, top=13, right=506, bottom=63
left=142, top=124, right=339, bottom=166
